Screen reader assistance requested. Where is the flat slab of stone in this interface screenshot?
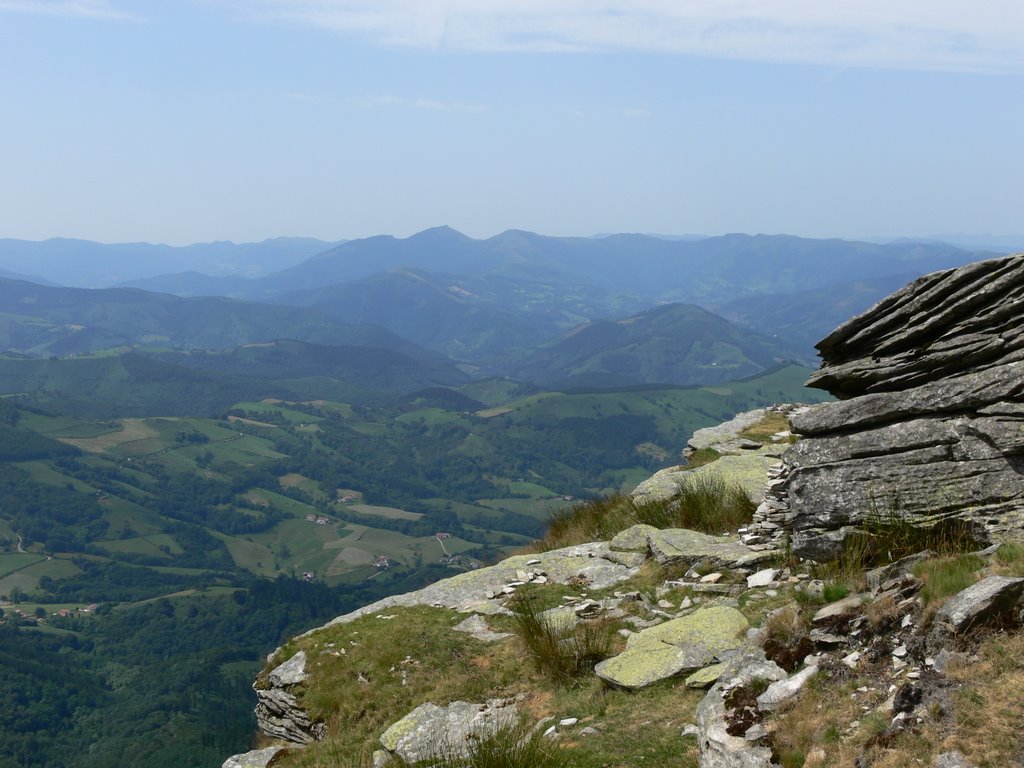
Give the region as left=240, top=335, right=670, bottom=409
left=685, top=663, right=727, bottom=688
left=687, top=410, right=768, bottom=451
left=221, top=747, right=285, bottom=768
left=609, top=524, right=659, bottom=552
left=746, top=568, right=778, bottom=588
left=379, top=699, right=517, bottom=763
left=930, top=575, right=1024, bottom=642
left=812, top=594, right=867, bottom=625
left=268, top=651, right=308, bottom=687
left=648, top=528, right=772, bottom=569
left=756, top=665, right=818, bottom=712
left=595, top=606, right=749, bottom=689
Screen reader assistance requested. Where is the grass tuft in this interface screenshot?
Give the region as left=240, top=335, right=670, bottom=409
left=508, top=589, right=613, bottom=685
left=532, top=474, right=755, bottom=552
left=914, top=554, right=985, bottom=608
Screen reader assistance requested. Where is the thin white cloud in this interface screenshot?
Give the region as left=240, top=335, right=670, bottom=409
left=0, top=0, right=133, bottom=19
left=223, top=0, right=1024, bottom=73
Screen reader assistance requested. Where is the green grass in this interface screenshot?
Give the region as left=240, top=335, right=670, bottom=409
left=914, top=554, right=985, bottom=608
left=231, top=402, right=325, bottom=425
left=994, top=541, right=1024, bottom=576
left=534, top=472, right=756, bottom=553
left=272, top=600, right=703, bottom=768
left=0, top=556, right=83, bottom=595
left=348, top=503, right=423, bottom=521
left=99, top=533, right=183, bottom=558
left=0, top=553, right=46, bottom=578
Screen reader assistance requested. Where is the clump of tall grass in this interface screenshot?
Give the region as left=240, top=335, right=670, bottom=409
left=531, top=474, right=756, bottom=552
left=508, top=589, right=613, bottom=685
left=818, top=509, right=984, bottom=585
left=535, top=493, right=635, bottom=552
left=631, top=473, right=756, bottom=533
left=914, top=553, right=985, bottom=608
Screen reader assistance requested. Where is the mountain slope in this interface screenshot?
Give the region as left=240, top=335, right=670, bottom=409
left=284, top=267, right=584, bottom=364
left=713, top=273, right=920, bottom=357
left=510, top=303, right=804, bottom=388
left=0, top=278, right=442, bottom=360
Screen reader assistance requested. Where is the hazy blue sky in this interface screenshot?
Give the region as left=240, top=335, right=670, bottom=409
left=1, top=1, right=1022, bottom=245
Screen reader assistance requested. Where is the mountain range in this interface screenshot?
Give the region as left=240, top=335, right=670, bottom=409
left=0, top=227, right=1008, bottom=390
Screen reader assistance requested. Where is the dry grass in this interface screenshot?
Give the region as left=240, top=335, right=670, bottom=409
left=864, top=593, right=904, bottom=633
left=737, top=411, right=793, bottom=444
left=944, top=631, right=1024, bottom=768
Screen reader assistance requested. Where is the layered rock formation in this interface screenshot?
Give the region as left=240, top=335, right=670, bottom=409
left=753, top=253, right=1024, bottom=559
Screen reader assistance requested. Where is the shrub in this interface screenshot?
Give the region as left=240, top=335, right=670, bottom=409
left=508, top=589, right=613, bottom=684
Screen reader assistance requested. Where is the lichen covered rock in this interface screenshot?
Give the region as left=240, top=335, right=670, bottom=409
left=595, top=606, right=749, bottom=689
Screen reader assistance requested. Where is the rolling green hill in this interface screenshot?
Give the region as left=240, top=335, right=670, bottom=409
left=0, top=341, right=468, bottom=418
left=0, top=277, right=436, bottom=359
left=510, top=303, right=806, bottom=388
left=284, top=267, right=584, bottom=364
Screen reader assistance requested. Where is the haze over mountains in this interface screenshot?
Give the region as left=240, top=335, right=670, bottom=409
left=0, top=228, right=1003, bottom=388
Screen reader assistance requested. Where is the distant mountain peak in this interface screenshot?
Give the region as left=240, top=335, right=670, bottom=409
left=408, top=225, right=471, bottom=241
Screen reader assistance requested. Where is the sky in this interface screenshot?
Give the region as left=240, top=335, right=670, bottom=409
left=0, top=0, right=1022, bottom=245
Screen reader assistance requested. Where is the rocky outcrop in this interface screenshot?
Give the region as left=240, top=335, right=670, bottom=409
left=610, top=524, right=773, bottom=570
left=753, top=254, right=1024, bottom=559
left=632, top=405, right=801, bottom=508
left=253, top=651, right=325, bottom=744
left=695, top=648, right=787, bottom=768
left=311, top=542, right=639, bottom=633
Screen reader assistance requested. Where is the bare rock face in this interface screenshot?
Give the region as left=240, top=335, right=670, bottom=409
left=755, top=254, right=1024, bottom=559
left=253, top=651, right=325, bottom=745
